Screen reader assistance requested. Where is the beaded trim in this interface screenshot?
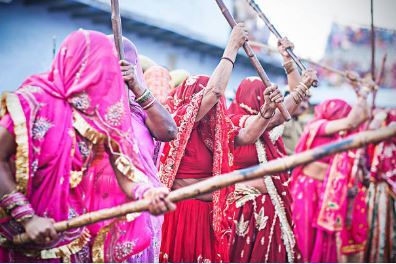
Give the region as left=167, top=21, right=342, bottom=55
left=239, top=103, right=258, bottom=115
left=256, top=139, right=295, bottom=262
left=264, top=177, right=296, bottom=262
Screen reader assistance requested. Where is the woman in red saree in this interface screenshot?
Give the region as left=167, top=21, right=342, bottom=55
left=159, top=23, right=285, bottom=263
left=223, top=37, right=317, bottom=263
left=0, top=30, right=174, bottom=262
left=365, top=108, right=396, bottom=262
left=291, top=96, right=370, bottom=262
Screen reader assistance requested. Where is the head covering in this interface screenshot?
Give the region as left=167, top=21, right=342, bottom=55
left=0, top=30, right=149, bottom=260
left=313, top=99, right=352, bottom=121
left=169, top=69, right=190, bottom=89
left=144, top=65, right=172, bottom=104
left=138, top=54, right=157, bottom=72
left=228, top=77, right=294, bottom=253
left=160, top=75, right=237, bottom=261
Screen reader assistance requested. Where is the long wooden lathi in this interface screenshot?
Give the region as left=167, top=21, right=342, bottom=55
left=245, top=0, right=318, bottom=87
left=250, top=41, right=366, bottom=84
left=13, top=124, right=396, bottom=244
left=111, top=0, right=124, bottom=60
left=214, top=0, right=291, bottom=121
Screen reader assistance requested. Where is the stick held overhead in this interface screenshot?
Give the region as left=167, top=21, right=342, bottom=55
left=246, top=0, right=318, bottom=87
left=111, top=0, right=124, bottom=60
left=13, top=124, right=396, bottom=245
left=214, top=0, right=291, bottom=121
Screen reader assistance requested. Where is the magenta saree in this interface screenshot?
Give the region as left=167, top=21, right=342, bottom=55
left=0, top=30, right=153, bottom=262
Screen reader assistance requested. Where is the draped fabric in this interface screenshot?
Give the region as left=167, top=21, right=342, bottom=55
left=291, top=99, right=368, bottom=262
left=226, top=77, right=297, bottom=262
left=0, top=30, right=151, bottom=262
left=159, top=75, right=237, bottom=262
left=365, top=109, right=396, bottom=262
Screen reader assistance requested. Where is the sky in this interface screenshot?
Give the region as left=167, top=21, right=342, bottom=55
left=257, top=0, right=396, bottom=60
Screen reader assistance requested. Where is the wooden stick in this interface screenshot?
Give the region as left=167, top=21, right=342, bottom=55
left=370, top=0, right=376, bottom=82
left=13, top=124, right=396, bottom=244
left=245, top=0, right=318, bottom=87
left=214, top=0, right=291, bottom=121
left=250, top=41, right=367, bottom=84
left=111, top=0, right=124, bottom=60
left=372, top=53, right=387, bottom=113
left=52, top=36, right=56, bottom=59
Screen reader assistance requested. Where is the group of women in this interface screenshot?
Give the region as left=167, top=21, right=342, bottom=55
left=0, top=21, right=394, bottom=263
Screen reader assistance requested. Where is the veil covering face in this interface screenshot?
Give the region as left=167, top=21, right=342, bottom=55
left=0, top=30, right=152, bottom=261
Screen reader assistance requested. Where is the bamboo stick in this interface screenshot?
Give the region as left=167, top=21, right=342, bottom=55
left=13, top=124, right=396, bottom=245
left=372, top=53, right=387, bottom=113
left=250, top=41, right=365, bottom=84
left=245, top=0, right=318, bottom=87
left=214, top=0, right=291, bottom=121
left=111, top=0, right=124, bottom=60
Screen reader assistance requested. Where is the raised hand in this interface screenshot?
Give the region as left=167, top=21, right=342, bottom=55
left=277, top=37, right=294, bottom=59
left=260, top=84, right=283, bottom=119
left=228, top=22, right=249, bottom=50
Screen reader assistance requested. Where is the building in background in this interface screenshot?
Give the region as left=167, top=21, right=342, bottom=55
left=321, top=23, right=396, bottom=89
left=0, top=0, right=284, bottom=103
left=0, top=0, right=395, bottom=107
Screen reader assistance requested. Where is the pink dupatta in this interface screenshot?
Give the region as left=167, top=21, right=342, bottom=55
left=0, top=30, right=151, bottom=261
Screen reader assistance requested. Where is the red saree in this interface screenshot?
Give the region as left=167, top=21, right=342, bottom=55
left=226, top=77, right=297, bottom=263
left=159, top=75, right=237, bottom=262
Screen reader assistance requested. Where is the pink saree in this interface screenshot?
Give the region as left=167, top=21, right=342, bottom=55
left=292, top=99, right=369, bottom=262
left=0, top=30, right=152, bottom=262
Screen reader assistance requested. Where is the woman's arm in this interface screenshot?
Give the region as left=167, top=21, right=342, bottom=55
left=267, top=69, right=318, bottom=130
left=278, top=37, right=301, bottom=91
left=0, top=126, right=57, bottom=244
left=195, top=23, right=248, bottom=122
left=108, top=151, right=176, bottom=216
left=121, top=61, right=177, bottom=142
left=323, top=96, right=369, bottom=136
left=235, top=85, right=283, bottom=146
left=0, top=127, right=16, bottom=197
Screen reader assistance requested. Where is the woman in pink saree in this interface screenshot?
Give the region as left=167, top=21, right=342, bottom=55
left=291, top=97, right=369, bottom=262
left=0, top=30, right=174, bottom=262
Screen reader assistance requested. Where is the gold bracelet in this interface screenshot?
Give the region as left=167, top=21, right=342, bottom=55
left=283, top=60, right=295, bottom=75
left=282, top=60, right=293, bottom=67
left=299, top=81, right=309, bottom=91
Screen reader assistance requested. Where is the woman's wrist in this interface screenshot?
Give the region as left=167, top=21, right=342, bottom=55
left=128, top=81, right=146, bottom=97
left=131, top=183, right=152, bottom=200
left=259, top=104, right=275, bottom=119
left=0, top=190, right=35, bottom=223
left=223, top=44, right=238, bottom=61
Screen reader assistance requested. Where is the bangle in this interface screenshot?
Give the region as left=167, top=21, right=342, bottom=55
left=282, top=60, right=293, bottom=67
left=283, top=60, right=295, bottom=75
left=142, top=97, right=156, bottom=110
left=284, top=64, right=295, bottom=75
left=131, top=183, right=152, bottom=200
left=299, top=81, right=309, bottom=91
left=259, top=105, right=275, bottom=119
left=11, top=203, right=35, bottom=223
left=221, top=57, right=235, bottom=68
left=0, top=191, right=35, bottom=222
left=0, top=191, right=28, bottom=212
left=136, top=89, right=152, bottom=105
left=0, top=189, right=18, bottom=204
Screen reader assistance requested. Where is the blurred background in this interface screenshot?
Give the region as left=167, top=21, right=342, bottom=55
left=0, top=0, right=395, bottom=107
